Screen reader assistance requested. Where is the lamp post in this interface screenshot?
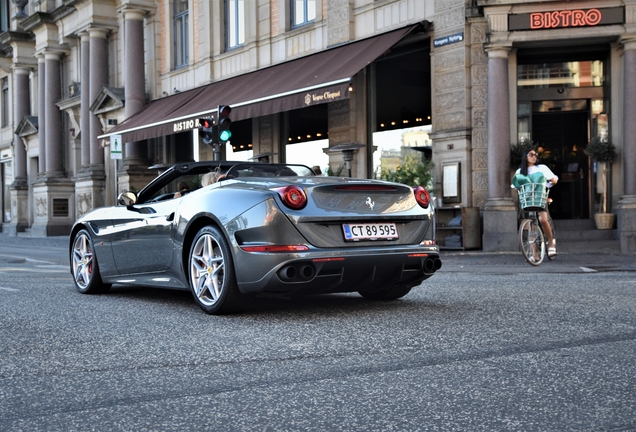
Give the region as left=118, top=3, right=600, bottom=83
left=324, top=143, right=366, bottom=177
left=249, top=153, right=277, bottom=163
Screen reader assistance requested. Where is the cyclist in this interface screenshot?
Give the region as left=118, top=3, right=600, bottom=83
left=513, top=150, right=559, bottom=257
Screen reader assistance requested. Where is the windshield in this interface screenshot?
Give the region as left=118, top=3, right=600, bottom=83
left=226, top=163, right=314, bottom=179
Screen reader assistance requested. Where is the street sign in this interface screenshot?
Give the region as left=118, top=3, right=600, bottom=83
left=111, top=134, right=122, bottom=159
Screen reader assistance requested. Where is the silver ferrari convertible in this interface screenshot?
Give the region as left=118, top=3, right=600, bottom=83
left=69, top=161, right=441, bottom=314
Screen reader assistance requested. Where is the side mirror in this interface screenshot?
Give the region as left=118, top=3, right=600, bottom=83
left=117, top=192, right=137, bottom=207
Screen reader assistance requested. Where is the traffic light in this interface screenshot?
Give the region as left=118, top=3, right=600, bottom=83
left=198, top=118, right=214, bottom=145
left=217, top=105, right=232, bottom=145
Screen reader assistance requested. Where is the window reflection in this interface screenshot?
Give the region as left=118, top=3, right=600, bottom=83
left=517, top=61, right=604, bottom=89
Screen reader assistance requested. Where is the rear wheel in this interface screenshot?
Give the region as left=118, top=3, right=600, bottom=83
left=188, top=226, right=242, bottom=314
left=358, top=285, right=412, bottom=301
left=70, top=229, right=111, bottom=293
left=519, top=218, right=545, bottom=266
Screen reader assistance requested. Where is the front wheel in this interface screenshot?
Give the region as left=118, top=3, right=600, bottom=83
left=519, top=218, right=545, bottom=266
left=70, top=229, right=111, bottom=294
left=188, top=226, right=242, bottom=314
left=358, top=285, right=412, bottom=301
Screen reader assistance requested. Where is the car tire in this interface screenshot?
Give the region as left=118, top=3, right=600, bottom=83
left=188, top=226, right=241, bottom=315
left=70, top=229, right=111, bottom=294
left=358, top=285, right=412, bottom=301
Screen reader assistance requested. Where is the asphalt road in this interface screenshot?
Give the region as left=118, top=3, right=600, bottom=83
left=0, top=240, right=635, bottom=431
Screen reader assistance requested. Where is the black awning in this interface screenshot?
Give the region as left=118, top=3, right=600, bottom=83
left=100, top=25, right=418, bottom=143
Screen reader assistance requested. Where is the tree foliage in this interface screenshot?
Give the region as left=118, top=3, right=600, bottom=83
left=379, top=154, right=434, bottom=188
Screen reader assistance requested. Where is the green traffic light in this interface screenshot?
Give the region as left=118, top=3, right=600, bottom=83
left=219, top=130, right=232, bottom=141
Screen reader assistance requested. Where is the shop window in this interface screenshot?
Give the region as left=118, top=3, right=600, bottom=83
left=291, top=0, right=316, bottom=28
left=173, top=0, right=189, bottom=69
left=226, top=0, right=245, bottom=50
left=282, top=106, right=328, bottom=172
left=226, top=118, right=253, bottom=161
left=372, top=42, right=431, bottom=180
left=517, top=61, right=604, bottom=89
left=1, top=77, right=7, bottom=128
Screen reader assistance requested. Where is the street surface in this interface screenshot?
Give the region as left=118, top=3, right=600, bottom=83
left=1, top=237, right=635, bottom=431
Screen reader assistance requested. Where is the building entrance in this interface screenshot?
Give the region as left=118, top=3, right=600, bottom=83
left=516, top=49, right=609, bottom=220
left=532, top=109, right=589, bottom=219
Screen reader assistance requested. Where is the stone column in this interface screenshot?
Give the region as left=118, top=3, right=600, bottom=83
left=482, top=45, right=517, bottom=251
left=80, top=32, right=90, bottom=168
left=8, top=66, right=31, bottom=235
left=44, top=51, right=63, bottom=177
left=12, top=66, right=30, bottom=182
left=617, top=37, right=636, bottom=253
left=89, top=28, right=108, bottom=167
left=37, top=56, right=46, bottom=175
left=32, top=50, right=75, bottom=236
left=123, top=9, right=147, bottom=165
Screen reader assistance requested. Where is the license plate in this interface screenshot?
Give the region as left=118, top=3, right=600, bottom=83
left=342, top=223, right=398, bottom=241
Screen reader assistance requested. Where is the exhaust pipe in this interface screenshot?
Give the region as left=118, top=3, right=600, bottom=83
left=279, top=265, right=298, bottom=281
left=298, top=264, right=316, bottom=281
left=423, top=257, right=442, bottom=274
left=433, top=258, right=442, bottom=270
left=278, top=263, right=316, bottom=282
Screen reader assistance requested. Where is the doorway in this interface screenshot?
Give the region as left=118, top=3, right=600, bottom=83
left=532, top=109, right=589, bottom=219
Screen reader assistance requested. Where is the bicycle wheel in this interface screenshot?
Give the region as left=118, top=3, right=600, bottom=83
left=519, top=218, right=545, bottom=266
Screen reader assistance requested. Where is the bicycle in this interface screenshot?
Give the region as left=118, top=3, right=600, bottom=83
left=516, top=182, right=557, bottom=266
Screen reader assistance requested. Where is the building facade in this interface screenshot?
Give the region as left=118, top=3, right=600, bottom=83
left=0, top=0, right=634, bottom=253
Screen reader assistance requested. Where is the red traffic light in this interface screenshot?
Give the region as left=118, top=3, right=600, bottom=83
left=198, top=118, right=215, bottom=145
left=219, top=105, right=232, bottom=117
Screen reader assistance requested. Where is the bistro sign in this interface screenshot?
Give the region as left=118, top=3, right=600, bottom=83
left=509, top=7, right=624, bottom=31
left=173, top=118, right=200, bottom=133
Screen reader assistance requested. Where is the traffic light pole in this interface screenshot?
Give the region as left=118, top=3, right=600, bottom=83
left=212, top=139, right=222, bottom=161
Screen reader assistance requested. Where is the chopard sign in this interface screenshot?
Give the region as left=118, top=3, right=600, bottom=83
left=304, top=90, right=342, bottom=106
left=509, top=7, right=624, bottom=31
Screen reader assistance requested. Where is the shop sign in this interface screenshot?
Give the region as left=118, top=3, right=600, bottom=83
left=433, top=32, right=464, bottom=48
left=304, top=90, right=343, bottom=106
left=110, top=134, right=122, bottom=160
left=173, top=118, right=199, bottom=133
left=509, top=7, right=623, bottom=31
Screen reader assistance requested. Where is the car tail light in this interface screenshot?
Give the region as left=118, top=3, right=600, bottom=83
left=275, top=185, right=307, bottom=210
left=413, top=186, right=431, bottom=208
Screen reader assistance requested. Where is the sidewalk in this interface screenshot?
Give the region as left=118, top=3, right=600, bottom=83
left=0, top=233, right=68, bottom=249
left=442, top=237, right=636, bottom=274
left=1, top=232, right=634, bottom=273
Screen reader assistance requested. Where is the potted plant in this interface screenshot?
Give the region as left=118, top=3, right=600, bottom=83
left=585, top=137, right=618, bottom=229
